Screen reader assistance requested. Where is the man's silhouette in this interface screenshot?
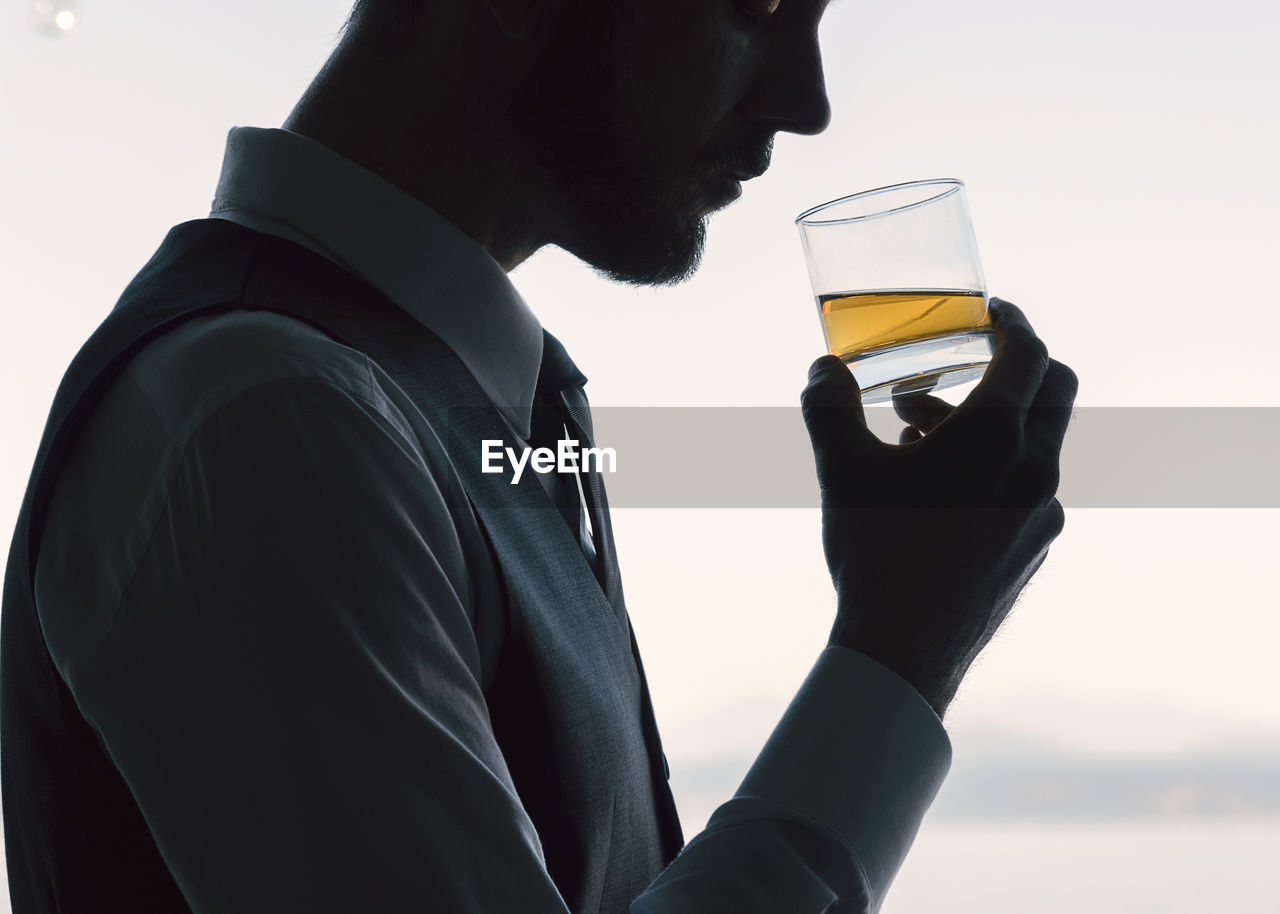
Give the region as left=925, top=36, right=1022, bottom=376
left=1, top=1, right=1076, bottom=911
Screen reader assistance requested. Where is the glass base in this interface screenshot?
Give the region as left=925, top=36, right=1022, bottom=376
left=844, top=330, right=994, bottom=404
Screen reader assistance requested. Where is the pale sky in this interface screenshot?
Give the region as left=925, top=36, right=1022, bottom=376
left=2, top=0, right=1278, bottom=907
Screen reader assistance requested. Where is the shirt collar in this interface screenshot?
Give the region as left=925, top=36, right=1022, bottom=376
left=209, top=126, right=544, bottom=438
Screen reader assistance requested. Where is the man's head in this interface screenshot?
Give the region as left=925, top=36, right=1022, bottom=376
left=321, top=0, right=831, bottom=284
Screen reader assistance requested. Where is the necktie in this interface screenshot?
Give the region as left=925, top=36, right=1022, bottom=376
left=533, top=330, right=680, bottom=815
left=528, top=388, right=597, bottom=569
left=532, top=331, right=625, bottom=619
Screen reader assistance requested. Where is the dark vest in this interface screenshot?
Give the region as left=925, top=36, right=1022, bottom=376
left=1, top=219, right=683, bottom=913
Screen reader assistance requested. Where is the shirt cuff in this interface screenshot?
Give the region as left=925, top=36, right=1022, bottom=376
left=715, top=646, right=952, bottom=905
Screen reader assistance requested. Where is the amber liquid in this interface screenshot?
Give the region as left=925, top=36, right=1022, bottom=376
left=818, top=289, right=991, bottom=361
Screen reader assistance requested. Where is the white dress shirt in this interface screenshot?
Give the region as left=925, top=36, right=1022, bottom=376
left=34, top=126, right=951, bottom=912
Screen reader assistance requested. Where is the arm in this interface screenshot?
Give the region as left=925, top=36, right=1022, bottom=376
left=56, top=376, right=573, bottom=912
left=635, top=648, right=950, bottom=913
left=637, top=299, right=1076, bottom=912
left=43, top=360, right=931, bottom=914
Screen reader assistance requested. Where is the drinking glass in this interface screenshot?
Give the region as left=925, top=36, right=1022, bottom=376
left=796, top=179, right=991, bottom=403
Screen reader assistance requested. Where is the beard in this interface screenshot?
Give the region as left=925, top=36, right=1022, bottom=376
left=505, top=1, right=732, bottom=286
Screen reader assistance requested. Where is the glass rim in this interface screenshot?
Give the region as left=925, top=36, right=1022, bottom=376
left=795, top=178, right=965, bottom=227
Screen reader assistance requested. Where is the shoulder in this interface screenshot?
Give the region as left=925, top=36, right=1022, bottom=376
left=123, top=308, right=417, bottom=449
left=36, top=308, right=483, bottom=687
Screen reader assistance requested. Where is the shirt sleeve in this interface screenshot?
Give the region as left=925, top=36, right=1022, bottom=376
left=633, top=649, right=952, bottom=913
left=48, top=375, right=575, bottom=913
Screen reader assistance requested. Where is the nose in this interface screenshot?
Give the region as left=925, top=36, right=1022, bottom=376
left=740, top=28, right=832, bottom=136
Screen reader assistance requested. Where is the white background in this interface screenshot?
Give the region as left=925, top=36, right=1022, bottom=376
left=3, top=0, right=1278, bottom=909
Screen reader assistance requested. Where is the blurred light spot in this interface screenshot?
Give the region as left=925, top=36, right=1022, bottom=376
left=29, top=0, right=78, bottom=35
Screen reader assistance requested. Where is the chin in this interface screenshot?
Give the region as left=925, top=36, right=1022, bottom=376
left=567, top=209, right=709, bottom=288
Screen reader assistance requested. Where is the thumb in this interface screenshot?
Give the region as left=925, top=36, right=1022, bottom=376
left=801, top=356, right=880, bottom=465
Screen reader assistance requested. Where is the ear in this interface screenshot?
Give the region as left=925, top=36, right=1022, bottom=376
left=485, top=0, right=544, bottom=40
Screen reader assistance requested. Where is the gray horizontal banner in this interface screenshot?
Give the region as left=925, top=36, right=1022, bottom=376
left=559, top=407, right=1280, bottom=509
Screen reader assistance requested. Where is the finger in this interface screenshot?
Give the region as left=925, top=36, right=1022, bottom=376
left=891, top=375, right=938, bottom=397
left=970, top=298, right=1050, bottom=414
left=899, top=426, right=924, bottom=445
left=801, top=356, right=882, bottom=460
left=892, top=392, right=953, bottom=433
left=1004, top=448, right=1062, bottom=509
left=803, top=356, right=865, bottom=424
left=1045, top=497, right=1066, bottom=540
left=1026, top=359, right=1078, bottom=462
left=988, top=297, right=1034, bottom=335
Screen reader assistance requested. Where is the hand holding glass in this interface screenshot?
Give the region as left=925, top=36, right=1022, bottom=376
left=796, top=179, right=992, bottom=403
